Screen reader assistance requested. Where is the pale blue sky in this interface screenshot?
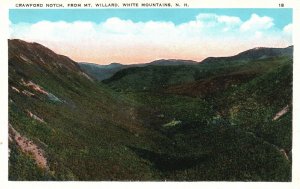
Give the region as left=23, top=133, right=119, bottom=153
left=10, top=9, right=292, bottom=29
left=9, top=9, right=293, bottom=64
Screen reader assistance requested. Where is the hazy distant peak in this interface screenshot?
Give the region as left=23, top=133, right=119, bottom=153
left=108, top=62, right=123, bottom=68
left=149, top=59, right=197, bottom=65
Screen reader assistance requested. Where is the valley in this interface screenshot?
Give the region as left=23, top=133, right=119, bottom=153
left=8, top=39, right=293, bottom=181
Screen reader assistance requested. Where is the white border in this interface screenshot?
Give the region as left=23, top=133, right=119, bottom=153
left=0, top=0, right=299, bottom=189
left=5, top=0, right=298, bottom=8
left=0, top=0, right=9, bottom=185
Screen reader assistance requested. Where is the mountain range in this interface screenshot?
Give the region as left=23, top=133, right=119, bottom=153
left=79, top=46, right=292, bottom=81
left=8, top=39, right=293, bottom=181
left=79, top=59, right=197, bottom=81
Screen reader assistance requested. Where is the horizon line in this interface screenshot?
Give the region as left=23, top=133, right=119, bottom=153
left=9, top=38, right=293, bottom=65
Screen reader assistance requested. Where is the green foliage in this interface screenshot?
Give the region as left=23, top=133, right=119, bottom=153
left=102, top=56, right=292, bottom=181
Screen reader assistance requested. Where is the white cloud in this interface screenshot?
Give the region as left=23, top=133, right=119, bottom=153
left=10, top=13, right=291, bottom=64
left=218, top=15, right=241, bottom=25
left=195, top=13, right=241, bottom=30
left=283, top=23, right=292, bottom=34
left=254, top=31, right=263, bottom=39
left=101, top=17, right=141, bottom=34
left=240, top=14, right=274, bottom=32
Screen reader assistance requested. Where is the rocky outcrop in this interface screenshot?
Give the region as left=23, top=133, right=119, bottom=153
left=273, top=105, right=290, bottom=121
left=11, top=86, right=20, bottom=93
left=21, top=79, right=62, bottom=102
left=9, top=124, right=48, bottom=169
left=26, top=110, right=45, bottom=123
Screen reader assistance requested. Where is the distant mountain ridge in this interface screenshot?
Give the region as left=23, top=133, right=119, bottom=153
left=146, top=59, right=197, bottom=66
left=80, top=46, right=292, bottom=81
left=103, top=45, right=293, bottom=93
left=79, top=62, right=132, bottom=81
left=79, top=59, right=197, bottom=81
left=200, top=46, right=293, bottom=64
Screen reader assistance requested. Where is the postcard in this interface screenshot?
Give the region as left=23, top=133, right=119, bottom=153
left=0, top=0, right=299, bottom=188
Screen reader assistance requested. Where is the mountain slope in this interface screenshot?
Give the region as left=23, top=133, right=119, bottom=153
left=9, top=39, right=81, bottom=73
left=8, top=39, right=170, bottom=180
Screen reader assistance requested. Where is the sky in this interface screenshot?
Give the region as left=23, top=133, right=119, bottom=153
left=9, top=9, right=292, bottom=64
